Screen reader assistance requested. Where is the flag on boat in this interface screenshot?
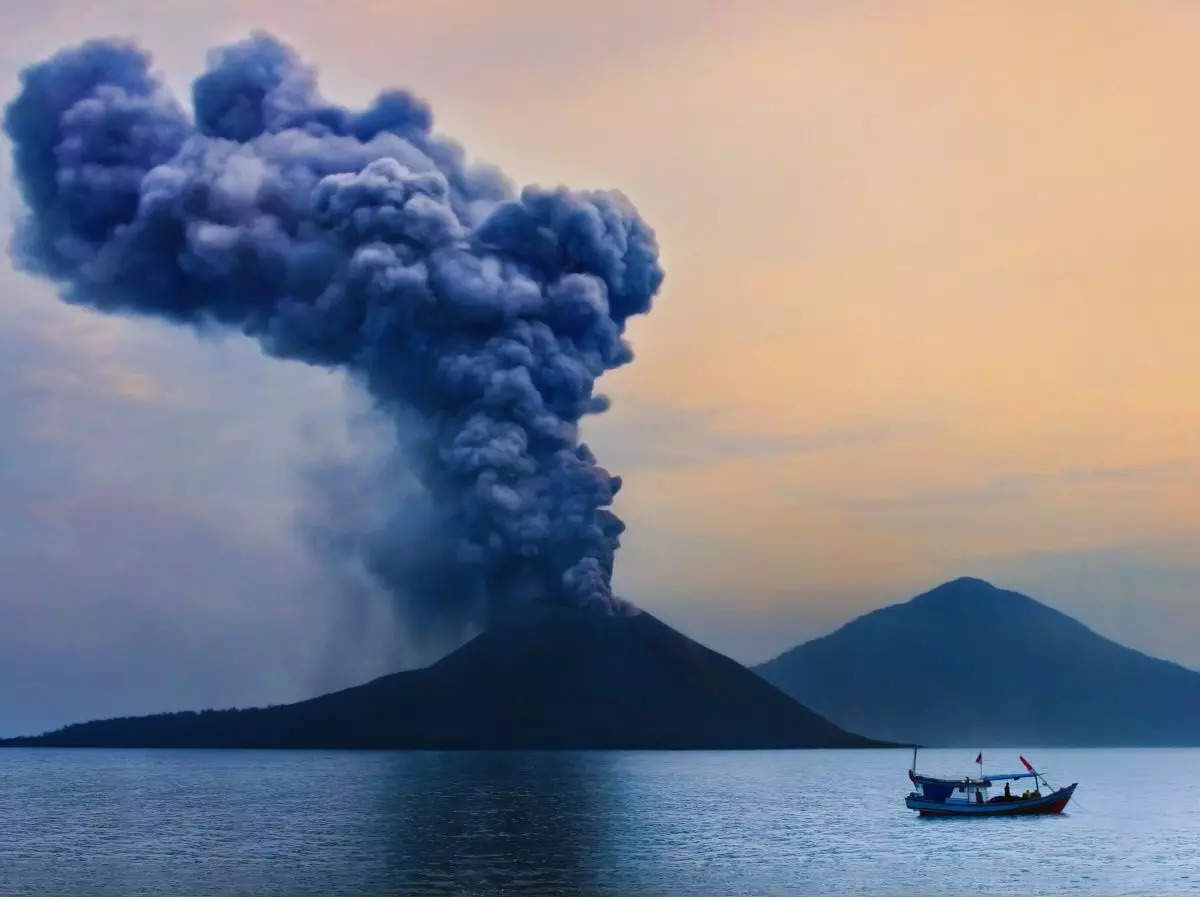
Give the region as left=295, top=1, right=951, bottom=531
left=1020, top=755, right=1034, bottom=772
left=976, top=753, right=982, bottom=764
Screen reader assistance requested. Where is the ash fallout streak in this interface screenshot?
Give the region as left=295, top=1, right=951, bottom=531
left=5, top=34, right=664, bottom=629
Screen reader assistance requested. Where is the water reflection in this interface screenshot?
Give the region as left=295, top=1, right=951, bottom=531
left=372, top=751, right=617, bottom=895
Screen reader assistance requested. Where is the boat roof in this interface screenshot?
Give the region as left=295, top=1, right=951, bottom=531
left=912, top=774, right=992, bottom=787
left=912, top=771, right=1039, bottom=786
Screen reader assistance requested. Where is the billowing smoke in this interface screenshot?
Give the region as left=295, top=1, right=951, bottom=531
left=4, top=34, right=663, bottom=627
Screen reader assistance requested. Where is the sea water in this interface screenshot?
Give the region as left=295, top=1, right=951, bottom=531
left=0, top=746, right=1196, bottom=895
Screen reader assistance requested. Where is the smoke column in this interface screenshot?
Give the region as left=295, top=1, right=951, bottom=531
left=4, top=34, right=663, bottom=625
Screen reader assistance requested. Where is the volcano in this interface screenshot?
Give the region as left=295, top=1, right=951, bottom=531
left=2, top=608, right=883, bottom=749
left=755, top=577, right=1200, bottom=746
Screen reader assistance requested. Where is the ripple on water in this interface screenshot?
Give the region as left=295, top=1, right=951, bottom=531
left=0, top=747, right=1195, bottom=895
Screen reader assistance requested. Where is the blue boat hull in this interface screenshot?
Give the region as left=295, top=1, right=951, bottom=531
left=906, top=783, right=1077, bottom=816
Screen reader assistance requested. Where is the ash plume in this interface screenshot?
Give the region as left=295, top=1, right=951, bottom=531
left=4, top=34, right=663, bottom=625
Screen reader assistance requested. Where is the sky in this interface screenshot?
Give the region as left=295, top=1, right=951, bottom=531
left=1, top=0, right=1198, bottom=736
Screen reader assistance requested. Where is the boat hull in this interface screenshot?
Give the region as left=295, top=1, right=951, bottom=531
left=906, top=783, right=1077, bottom=817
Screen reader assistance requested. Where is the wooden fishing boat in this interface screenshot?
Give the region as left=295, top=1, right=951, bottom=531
left=905, top=749, right=1077, bottom=817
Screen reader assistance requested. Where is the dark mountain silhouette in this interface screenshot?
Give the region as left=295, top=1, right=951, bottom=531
left=2, top=607, right=883, bottom=749
left=755, top=577, right=1200, bottom=746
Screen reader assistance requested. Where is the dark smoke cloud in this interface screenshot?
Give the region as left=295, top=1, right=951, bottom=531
left=4, top=33, right=663, bottom=624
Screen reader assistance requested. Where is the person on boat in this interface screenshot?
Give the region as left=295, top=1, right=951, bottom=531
left=1004, top=782, right=1012, bottom=799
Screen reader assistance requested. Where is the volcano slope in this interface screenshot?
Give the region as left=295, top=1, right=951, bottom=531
left=4, top=607, right=885, bottom=749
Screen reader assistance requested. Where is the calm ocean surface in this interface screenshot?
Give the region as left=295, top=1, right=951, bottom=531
left=0, top=746, right=1196, bottom=895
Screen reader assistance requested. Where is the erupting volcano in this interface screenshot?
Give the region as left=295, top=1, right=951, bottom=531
left=3, top=34, right=881, bottom=749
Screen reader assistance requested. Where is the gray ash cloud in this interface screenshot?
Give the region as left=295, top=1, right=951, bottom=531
left=5, top=33, right=663, bottom=625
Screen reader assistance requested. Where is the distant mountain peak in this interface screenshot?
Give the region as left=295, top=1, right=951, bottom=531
left=908, top=577, right=1026, bottom=608
left=754, top=578, right=1200, bottom=747
left=903, top=578, right=1060, bottom=620
left=925, top=575, right=997, bottom=593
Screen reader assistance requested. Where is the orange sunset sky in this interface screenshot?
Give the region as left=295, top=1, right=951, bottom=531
left=1, top=0, right=1197, bottom=731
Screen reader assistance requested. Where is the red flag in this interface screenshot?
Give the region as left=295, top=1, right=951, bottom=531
left=975, top=753, right=982, bottom=764
left=1020, top=755, right=1034, bottom=772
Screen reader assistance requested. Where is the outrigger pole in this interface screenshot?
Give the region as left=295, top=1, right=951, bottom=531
left=1020, top=755, right=1054, bottom=793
